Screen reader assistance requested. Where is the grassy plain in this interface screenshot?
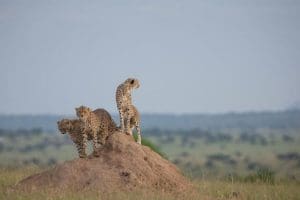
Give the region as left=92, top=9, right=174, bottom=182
left=1, top=167, right=300, bottom=200
left=0, top=128, right=299, bottom=199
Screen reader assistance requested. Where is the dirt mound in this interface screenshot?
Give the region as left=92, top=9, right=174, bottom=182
left=17, top=132, right=192, bottom=193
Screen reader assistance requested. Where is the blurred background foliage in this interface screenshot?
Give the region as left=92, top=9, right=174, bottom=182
left=1, top=109, right=299, bottom=182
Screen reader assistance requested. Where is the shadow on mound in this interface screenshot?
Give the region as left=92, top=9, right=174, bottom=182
left=16, top=132, right=193, bottom=193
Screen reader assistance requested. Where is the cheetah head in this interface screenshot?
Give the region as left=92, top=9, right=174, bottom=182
left=125, top=78, right=140, bottom=90
left=57, top=119, right=72, bottom=134
left=76, top=106, right=92, bottom=122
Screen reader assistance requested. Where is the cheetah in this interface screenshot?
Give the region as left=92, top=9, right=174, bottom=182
left=57, top=109, right=117, bottom=158
left=75, top=106, right=117, bottom=157
left=57, top=118, right=89, bottom=158
left=116, top=78, right=140, bottom=134
left=124, top=104, right=142, bottom=144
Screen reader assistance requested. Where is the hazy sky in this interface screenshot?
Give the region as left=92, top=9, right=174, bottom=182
left=1, top=0, right=300, bottom=114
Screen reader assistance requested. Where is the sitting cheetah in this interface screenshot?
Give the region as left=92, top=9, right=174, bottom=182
left=57, top=118, right=89, bottom=158
left=76, top=106, right=116, bottom=156
left=115, top=78, right=140, bottom=133
left=124, top=104, right=142, bottom=144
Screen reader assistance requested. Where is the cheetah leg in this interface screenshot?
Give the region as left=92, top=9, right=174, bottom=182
left=77, top=138, right=87, bottom=158
left=81, top=133, right=88, bottom=157
left=97, top=131, right=107, bottom=146
left=136, top=123, right=142, bottom=145
left=92, top=131, right=99, bottom=157
left=125, top=115, right=132, bottom=135
left=119, top=110, right=125, bottom=132
left=103, top=128, right=109, bottom=144
left=76, top=143, right=83, bottom=158
left=97, top=133, right=103, bottom=146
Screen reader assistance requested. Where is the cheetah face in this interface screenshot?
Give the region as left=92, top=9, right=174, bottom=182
left=126, top=78, right=140, bottom=89
left=57, top=119, right=72, bottom=134
left=76, top=106, right=92, bottom=122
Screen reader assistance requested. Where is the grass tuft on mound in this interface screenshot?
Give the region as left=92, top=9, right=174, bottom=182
left=133, top=133, right=168, bottom=159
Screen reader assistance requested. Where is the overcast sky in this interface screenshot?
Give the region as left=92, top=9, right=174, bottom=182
left=0, top=0, right=299, bottom=115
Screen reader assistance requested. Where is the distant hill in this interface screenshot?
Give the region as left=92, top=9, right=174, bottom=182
left=287, top=101, right=300, bottom=111
left=0, top=110, right=300, bottom=132
left=141, top=110, right=300, bottom=130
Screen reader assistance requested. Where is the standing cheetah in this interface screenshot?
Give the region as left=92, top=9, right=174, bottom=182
left=76, top=106, right=117, bottom=157
left=57, top=109, right=117, bottom=158
left=124, top=104, right=142, bottom=144
left=115, top=78, right=140, bottom=134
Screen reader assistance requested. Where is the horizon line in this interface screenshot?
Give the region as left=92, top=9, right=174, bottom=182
left=0, top=108, right=298, bottom=116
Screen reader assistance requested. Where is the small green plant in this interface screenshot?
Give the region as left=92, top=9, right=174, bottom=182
left=256, top=168, right=275, bottom=184
left=133, top=133, right=168, bottom=159
left=243, top=168, right=275, bottom=184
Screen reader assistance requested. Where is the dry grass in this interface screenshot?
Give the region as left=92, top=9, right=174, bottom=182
left=196, top=180, right=300, bottom=200
left=1, top=167, right=300, bottom=200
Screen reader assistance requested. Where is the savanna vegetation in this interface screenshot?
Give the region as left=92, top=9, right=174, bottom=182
left=0, top=110, right=299, bottom=199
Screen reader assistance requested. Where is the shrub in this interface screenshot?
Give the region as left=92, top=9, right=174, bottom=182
left=133, top=133, right=168, bottom=159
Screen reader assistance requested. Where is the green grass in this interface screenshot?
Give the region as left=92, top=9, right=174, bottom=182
left=133, top=133, right=168, bottom=159
left=196, top=180, right=300, bottom=200
left=1, top=129, right=300, bottom=180
left=152, top=132, right=300, bottom=180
